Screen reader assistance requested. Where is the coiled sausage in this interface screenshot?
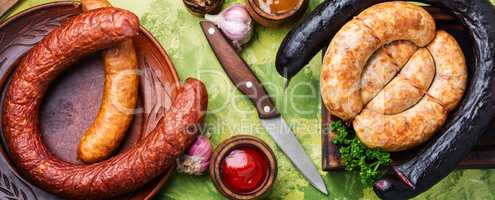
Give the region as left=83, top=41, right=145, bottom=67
left=353, top=31, right=467, bottom=151
left=2, top=8, right=208, bottom=199
left=321, top=2, right=467, bottom=151
left=321, top=1, right=435, bottom=121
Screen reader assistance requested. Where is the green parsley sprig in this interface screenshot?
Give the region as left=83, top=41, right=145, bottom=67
left=330, top=120, right=391, bottom=185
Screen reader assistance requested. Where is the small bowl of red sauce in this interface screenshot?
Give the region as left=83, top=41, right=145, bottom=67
left=210, top=135, right=277, bottom=200
left=246, top=0, right=308, bottom=27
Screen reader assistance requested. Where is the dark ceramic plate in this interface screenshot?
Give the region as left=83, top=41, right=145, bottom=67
left=0, top=1, right=180, bottom=199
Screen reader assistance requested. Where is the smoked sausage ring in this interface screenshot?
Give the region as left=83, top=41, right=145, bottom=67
left=2, top=8, right=208, bottom=199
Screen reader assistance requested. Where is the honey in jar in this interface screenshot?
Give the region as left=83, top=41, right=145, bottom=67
left=256, top=0, right=300, bottom=15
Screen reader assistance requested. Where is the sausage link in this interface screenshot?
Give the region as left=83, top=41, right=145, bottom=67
left=398, top=49, right=435, bottom=91
left=321, top=20, right=380, bottom=120
left=384, top=41, right=418, bottom=67
left=426, top=30, right=468, bottom=111
left=2, top=8, right=208, bottom=199
left=367, top=49, right=435, bottom=115
left=321, top=1, right=435, bottom=121
left=360, top=41, right=418, bottom=104
left=354, top=97, right=446, bottom=151
left=353, top=31, right=466, bottom=151
left=366, top=77, right=423, bottom=115
left=356, top=2, right=436, bottom=47
left=77, top=0, right=139, bottom=163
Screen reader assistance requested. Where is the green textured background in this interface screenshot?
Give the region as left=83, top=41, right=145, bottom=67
left=4, top=0, right=495, bottom=199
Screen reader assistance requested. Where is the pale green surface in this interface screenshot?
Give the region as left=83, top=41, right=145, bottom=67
left=4, top=0, right=495, bottom=199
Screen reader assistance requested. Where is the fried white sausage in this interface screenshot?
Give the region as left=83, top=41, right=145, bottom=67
left=360, top=41, right=418, bottom=104
left=367, top=49, right=435, bottom=114
left=354, top=97, right=447, bottom=151
left=321, top=21, right=379, bottom=120
left=354, top=31, right=467, bottom=151
left=426, top=30, right=468, bottom=111
left=356, top=2, right=436, bottom=47
left=321, top=2, right=436, bottom=121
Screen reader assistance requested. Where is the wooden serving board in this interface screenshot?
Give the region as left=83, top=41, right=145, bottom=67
left=322, top=6, right=495, bottom=171
left=0, top=2, right=180, bottom=199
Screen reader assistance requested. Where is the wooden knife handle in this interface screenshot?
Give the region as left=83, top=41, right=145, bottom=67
left=200, top=21, right=279, bottom=119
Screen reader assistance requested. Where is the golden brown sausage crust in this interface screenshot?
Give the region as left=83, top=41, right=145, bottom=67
left=367, top=49, right=435, bottom=115
left=321, top=2, right=467, bottom=151
left=2, top=8, right=208, bottom=199
left=426, top=31, right=468, bottom=110
left=321, top=20, right=380, bottom=120
left=360, top=41, right=418, bottom=104
left=356, top=1, right=436, bottom=47
left=321, top=1, right=436, bottom=121
left=353, top=31, right=467, bottom=151
left=354, top=97, right=447, bottom=151
left=77, top=0, right=139, bottom=163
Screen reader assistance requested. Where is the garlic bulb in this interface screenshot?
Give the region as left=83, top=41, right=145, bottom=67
left=177, top=135, right=213, bottom=175
left=205, top=4, right=253, bottom=50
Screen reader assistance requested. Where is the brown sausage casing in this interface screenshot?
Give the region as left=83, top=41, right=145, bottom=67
left=3, top=8, right=208, bottom=199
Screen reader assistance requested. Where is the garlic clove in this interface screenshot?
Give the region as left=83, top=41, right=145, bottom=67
left=188, top=136, right=213, bottom=158
left=177, top=135, right=213, bottom=175
left=205, top=4, right=253, bottom=50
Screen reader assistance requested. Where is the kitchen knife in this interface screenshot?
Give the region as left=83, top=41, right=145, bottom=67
left=0, top=0, right=18, bottom=19
left=200, top=21, right=328, bottom=195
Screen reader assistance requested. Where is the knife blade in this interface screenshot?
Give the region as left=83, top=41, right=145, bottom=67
left=0, top=0, right=18, bottom=19
left=259, top=117, right=328, bottom=194
left=200, top=21, right=328, bottom=195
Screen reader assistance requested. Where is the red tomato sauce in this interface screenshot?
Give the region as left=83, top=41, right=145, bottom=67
left=220, top=146, right=269, bottom=194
